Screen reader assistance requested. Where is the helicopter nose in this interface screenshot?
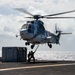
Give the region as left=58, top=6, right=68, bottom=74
left=20, top=30, right=25, bottom=36
left=20, top=30, right=28, bottom=36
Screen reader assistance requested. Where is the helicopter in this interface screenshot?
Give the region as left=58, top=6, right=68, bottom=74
left=15, top=8, right=75, bottom=49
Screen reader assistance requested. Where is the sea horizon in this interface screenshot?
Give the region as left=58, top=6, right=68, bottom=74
left=0, top=50, right=75, bottom=61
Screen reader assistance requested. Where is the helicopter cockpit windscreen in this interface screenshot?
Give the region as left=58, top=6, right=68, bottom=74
left=21, top=21, right=32, bottom=30
left=21, top=21, right=35, bottom=34
left=21, top=24, right=28, bottom=29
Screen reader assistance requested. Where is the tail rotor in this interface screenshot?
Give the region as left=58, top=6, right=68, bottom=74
left=55, top=23, right=72, bottom=35
left=55, top=23, right=62, bottom=34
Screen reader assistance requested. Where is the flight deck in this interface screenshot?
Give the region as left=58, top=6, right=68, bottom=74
left=0, top=61, right=75, bottom=75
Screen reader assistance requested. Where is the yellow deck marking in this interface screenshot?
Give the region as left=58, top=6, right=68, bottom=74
left=0, top=63, right=75, bottom=71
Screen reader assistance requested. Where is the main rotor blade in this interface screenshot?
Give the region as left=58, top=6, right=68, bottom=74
left=45, top=17, right=75, bottom=19
left=44, top=10, right=75, bottom=17
left=61, top=33, right=72, bottom=35
left=14, top=8, right=33, bottom=16
left=24, top=17, right=33, bottom=18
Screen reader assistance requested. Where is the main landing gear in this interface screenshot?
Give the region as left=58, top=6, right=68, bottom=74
left=31, top=45, right=35, bottom=49
left=48, top=43, right=52, bottom=48
left=25, top=42, right=35, bottom=49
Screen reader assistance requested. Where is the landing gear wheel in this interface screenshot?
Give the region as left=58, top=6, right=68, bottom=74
left=49, top=44, right=52, bottom=48
left=31, top=45, right=35, bottom=49
left=48, top=43, right=52, bottom=48
left=25, top=42, right=30, bottom=45
left=25, top=42, right=28, bottom=45
left=27, top=42, right=30, bottom=45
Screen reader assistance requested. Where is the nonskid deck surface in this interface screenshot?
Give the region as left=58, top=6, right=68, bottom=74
left=0, top=60, right=75, bottom=75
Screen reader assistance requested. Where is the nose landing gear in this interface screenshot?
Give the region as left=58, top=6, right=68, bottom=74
left=25, top=42, right=35, bottom=49
left=25, top=42, right=30, bottom=45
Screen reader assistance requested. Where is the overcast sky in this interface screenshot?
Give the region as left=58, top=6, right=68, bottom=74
left=0, top=0, right=75, bottom=52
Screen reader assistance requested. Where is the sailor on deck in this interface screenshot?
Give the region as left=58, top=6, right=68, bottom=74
left=28, top=51, right=35, bottom=62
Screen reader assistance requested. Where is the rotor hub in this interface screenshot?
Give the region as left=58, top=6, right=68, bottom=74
left=33, top=15, right=43, bottom=20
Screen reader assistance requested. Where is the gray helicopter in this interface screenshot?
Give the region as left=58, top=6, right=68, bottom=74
left=15, top=8, right=75, bottom=49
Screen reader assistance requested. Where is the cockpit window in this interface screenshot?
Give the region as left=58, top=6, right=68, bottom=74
left=21, top=24, right=28, bottom=29
left=21, top=21, right=35, bottom=34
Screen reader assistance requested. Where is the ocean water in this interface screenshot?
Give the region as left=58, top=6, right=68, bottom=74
left=0, top=50, right=75, bottom=61
left=34, top=51, right=75, bottom=61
